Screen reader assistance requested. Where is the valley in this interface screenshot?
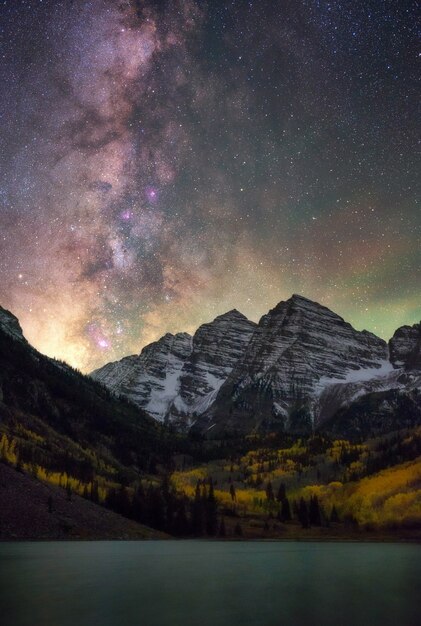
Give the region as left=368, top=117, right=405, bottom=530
left=0, top=296, right=420, bottom=540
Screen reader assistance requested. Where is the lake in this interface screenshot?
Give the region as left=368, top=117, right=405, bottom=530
left=0, top=541, right=419, bottom=626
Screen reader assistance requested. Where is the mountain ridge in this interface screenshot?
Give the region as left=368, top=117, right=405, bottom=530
left=0, top=298, right=420, bottom=540
left=91, top=306, right=257, bottom=426
left=196, top=294, right=390, bottom=435
left=90, top=294, right=420, bottom=437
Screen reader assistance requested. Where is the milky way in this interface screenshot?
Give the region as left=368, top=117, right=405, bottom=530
left=0, top=0, right=419, bottom=371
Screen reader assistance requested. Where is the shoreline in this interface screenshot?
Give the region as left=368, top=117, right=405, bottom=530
left=2, top=534, right=421, bottom=544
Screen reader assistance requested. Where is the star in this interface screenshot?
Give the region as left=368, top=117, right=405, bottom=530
left=0, top=0, right=417, bottom=371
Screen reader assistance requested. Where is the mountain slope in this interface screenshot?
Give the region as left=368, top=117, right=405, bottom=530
left=389, top=322, right=421, bottom=370
left=195, top=295, right=388, bottom=435
left=91, top=332, right=192, bottom=421
left=321, top=387, right=421, bottom=440
left=314, top=322, right=421, bottom=433
left=0, top=304, right=171, bottom=480
left=92, top=310, right=256, bottom=427
left=0, top=461, right=167, bottom=540
left=169, top=310, right=257, bottom=425
left=0, top=306, right=26, bottom=342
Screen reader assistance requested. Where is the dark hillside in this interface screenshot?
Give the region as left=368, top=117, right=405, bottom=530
left=0, top=324, right=177, bottom=476
left=0, top=462, right=167, bottom=540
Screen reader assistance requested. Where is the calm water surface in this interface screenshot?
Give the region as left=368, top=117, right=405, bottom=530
left=0, top=541, right=420, bottom=626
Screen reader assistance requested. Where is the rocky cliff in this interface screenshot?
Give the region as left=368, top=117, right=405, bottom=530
left=91, top=332, right=192, bottom=421
left=91, top=310, right=256, bottom=426
left=389, top=322, right=421, bottom=370
left=195, top=295, right=389, bottom=435
left=0, top=305, right=26, bottom=342
left=91, top=295, right=421, bottom=438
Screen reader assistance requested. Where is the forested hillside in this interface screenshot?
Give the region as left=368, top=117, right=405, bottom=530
left=1, top=305, right=421, bottom=540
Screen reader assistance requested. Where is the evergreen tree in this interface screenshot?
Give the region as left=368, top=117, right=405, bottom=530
left=266, top=481, right=275, bottom=502
left=148, top=486, right=166, bottom=531
left=117, top=486, right=131, bottom=518
left=131, top=483, right=145, bottom=523
left=280, top=497, right=292, bottom=522
left=191, top=481, right=204, bottom=535
left=218, top=517, right=226, bottom=538
left=15, top=451, right=23, bottom=473
left=173, top=500, right=189, bottom=536
left=161, top=474, right=171, bottom=501
left=66, top=482, right=72, bottom=502
left=205, top=478, right=218, bottom=536
left=309, top=495, right=322, bottom=526
left=276, top=483, right=286, bottom=502
left=298, top=498, right=309, bottom=528
left=330, top=505, right=340, bottom=524
left=105, top=487, right=117, bottom=511
left=90, top=480, right=99, bottom=503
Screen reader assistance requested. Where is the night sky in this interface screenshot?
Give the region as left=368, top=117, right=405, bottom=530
left=0, top=0, right=419, bottom=371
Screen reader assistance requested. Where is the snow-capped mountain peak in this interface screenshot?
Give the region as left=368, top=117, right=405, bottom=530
left=194, top=294, right=389, bottom=434
left=91, top=295, right=420, bottom=436
left=91, top=309, right=256, bottom=426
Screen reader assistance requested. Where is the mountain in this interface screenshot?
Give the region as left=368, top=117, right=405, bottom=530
left=316, top=322, right=421, bottom=439
left=194, top=295, right=390, bottom=435
left=168, top=310, right=257, bottom=426
left=1, top=300, right=421, bottom=539
left=0, top=305, right=26, bottom=342
left=0, top=303, right=174, bottom=494
left=92, top=295, right=420, bottom=439
left=0, top=461, right=167, bottom=540
left=91, top=310, right=257, bottom=427
left=0, top=303, right=192, bottom=537
left=91, top=332, right=192, bottom=421
left=389, top=322, right=421, bottom=370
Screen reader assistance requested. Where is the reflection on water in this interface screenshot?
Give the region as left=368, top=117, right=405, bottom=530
left=0, top=541, right=419, bottom=626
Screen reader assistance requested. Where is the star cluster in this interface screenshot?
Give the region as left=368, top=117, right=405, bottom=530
left=0, top=0, right=419, bottom=371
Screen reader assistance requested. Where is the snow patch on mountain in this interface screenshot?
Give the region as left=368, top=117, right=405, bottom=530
left=315, top=365, right=421, bottom=425
left=91, top=332, right=192, bottom=421
left=315, top=360, right=395, bottom=393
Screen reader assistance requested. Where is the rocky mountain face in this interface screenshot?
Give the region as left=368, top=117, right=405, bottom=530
left=315, top=365, right=421, bottom=427
left=91, top=295, right=421, bottom=438
left=311, top=323, right=421, bottom=432
left=323, top=386, right=421, bottom=440
left=0, top=305, right=26, bottom=342
left=195, top=295, right=390, bottom=435
left=91, top=310, right=257, bottom=426
left=313, top=321, right=421, bottom=436
left=389, top=322, right=421, bottom=370
left=171, top=310, right=257, bottom=424
left=91, top=332, right=192, bottom=421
